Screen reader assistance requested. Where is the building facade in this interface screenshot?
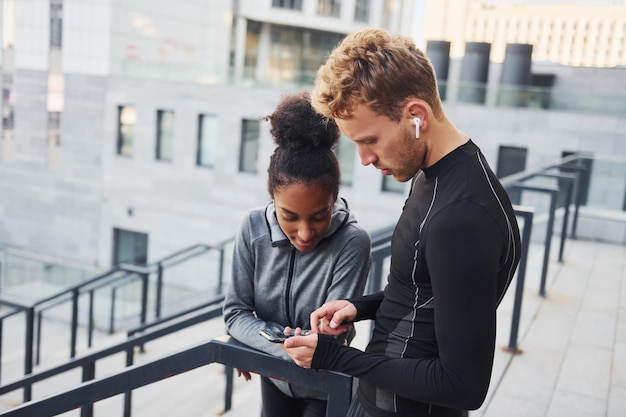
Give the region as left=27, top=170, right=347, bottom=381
left=0, top=0, right=624, bottom=274
left=424, top=0, right=626, bottom=67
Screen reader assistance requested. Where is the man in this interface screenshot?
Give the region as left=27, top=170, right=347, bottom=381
left=283, top=28, right=522, bottom=417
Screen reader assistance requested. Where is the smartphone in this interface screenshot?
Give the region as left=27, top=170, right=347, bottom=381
left=259, top=329, right=293, bottom=343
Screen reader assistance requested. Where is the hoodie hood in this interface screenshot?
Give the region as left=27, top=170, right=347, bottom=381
left=265, top=197, right=353, bottom=247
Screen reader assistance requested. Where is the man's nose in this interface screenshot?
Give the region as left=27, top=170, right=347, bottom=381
left=359, top=150, right=377, bottom=166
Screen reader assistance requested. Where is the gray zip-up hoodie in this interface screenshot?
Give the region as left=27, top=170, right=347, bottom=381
left=223, top=197, right=371, bottom=399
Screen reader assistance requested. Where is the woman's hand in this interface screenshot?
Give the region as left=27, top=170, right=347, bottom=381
left=236, top=369, right=252, bottom=381
left=282, top=333, right=319, bottom=368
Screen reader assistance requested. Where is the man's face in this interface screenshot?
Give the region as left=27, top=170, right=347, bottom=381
left=335, top=105, right=426, bottom=183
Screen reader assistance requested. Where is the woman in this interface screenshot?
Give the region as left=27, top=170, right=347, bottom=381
left=223, top=91, right=371, bottom=417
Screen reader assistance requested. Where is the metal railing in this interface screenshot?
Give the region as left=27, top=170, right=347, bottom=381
left=0, top=239, right=234, bottom=393
left=0, top=297, right=225, bottom=413
left=0, top=337, right=352, bottom=417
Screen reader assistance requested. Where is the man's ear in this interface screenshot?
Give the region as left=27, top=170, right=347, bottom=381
left=404, top=101, right=427, bottom=138
left=404, top=101, right=427, bottom=123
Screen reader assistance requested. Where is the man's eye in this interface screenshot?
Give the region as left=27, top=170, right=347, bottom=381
left=282, top=217, right=297, bottom=222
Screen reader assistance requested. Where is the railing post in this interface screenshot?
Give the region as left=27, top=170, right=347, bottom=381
left=123, top=348, right=135, bottom=417
left=0, top=319, right=3, bottom=385
left=88, top=290, right=94, bottom=348
left=558, top=179, right=574, bottom=262
left=140, top=272, right=149, bottom=327
left=71, top=288, right=79, bottom=358
left=560, top=159, right=589, bottom=239
left=155, top=263, right=163, bottom=319
left=81, top=362, right=95, bottom=417
left=223, top=366, right=234, bottom=413
left=35, top=310, right=42, bottom=366
left=511, top=183, right=558, bottom=297
left=537, top=172, right=577, bottom=263
left=23, top=307, right=34, bottom=402
left=505, top=207, right=533, bottom=354
left=541, top=189, right=558, bottom=297
left=217, top=246, right=225, bottom=294
left=109, top=287, right=117, bottom=334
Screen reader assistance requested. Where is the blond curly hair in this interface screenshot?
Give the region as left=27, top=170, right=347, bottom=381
left=312, top=28, right=443, bottom=122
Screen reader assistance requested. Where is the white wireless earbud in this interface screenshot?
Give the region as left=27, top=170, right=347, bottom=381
left=413, top=117, right=421, bottom=139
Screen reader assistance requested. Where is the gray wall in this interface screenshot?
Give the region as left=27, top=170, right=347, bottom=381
left=1, top=67, right=625, bottom=269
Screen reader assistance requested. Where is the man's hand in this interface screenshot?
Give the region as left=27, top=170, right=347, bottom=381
left=310, top=300, right=357, bottom=335
left=283, top=333, right=319, bottom=368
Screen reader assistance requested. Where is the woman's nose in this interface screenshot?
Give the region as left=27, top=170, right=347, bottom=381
left=298, top=224, right=314, bottom=241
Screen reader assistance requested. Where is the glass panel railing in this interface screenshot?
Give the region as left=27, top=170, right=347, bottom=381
left=585, top=156, right=626, bottom=212
left=439, top=81, right=626, bottom=115
left=157, top=247, right=225, bottom=313
left=0, top=251, right=97, bottom=302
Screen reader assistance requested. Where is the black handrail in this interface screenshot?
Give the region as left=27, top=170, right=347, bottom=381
left=0, top=337, right=352, bottom=417
left=0, top=297, right=225, bottom=415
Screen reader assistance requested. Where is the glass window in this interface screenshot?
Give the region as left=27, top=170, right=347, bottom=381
left=317, top=0, right=341, bottom=17
left=497, top=145, right=528, bottom=205
left=335, top=134, right=356, bottom=187
left=381, top=175, right=405, bottom=194
left=381, top=0, right=396, bottom=30
left=354, top=0, right=370, bottom=23
left=112, top=228, right=148, bottom=266
left=156, top=110, right=175, bottom=161
left=260, top=25, right=344, bottom=84
left=239, top=119, right=260, bottom=173
left=272, top=0, right=302, bottom=10
left=117, top=105, right=135, bottom=156
left=197, top=113, right=219, bottom=167
left=47, top=111, right=61, bottom=145
left=50, top=0, right=63, bottom=48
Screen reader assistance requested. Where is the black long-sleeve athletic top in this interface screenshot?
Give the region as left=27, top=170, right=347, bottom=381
left=311, top=140, right=521, bottom=417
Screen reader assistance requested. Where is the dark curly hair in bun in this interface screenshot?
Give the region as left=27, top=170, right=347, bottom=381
left=266, top=91, right=341, bottom=200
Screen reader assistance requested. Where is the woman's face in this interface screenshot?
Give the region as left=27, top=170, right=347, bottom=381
left=273, top=181, right=335, bottom=253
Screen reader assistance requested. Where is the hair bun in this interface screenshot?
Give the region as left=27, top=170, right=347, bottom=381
left=268, top=91, right=340, bottom=151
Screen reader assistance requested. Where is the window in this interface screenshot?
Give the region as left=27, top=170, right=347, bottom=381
left=239, top=119, right=260, bottom=173
left=381, top=175, right=405, bottom=194
left=2, top=0, right=16, bottom=153
left=335, top=134, right=356, bottom=186
left=197, top=113, right=219, bottom=167
left=260, top=26, right=343, bottom=84
left=381, top=0, right=397, bottom=30
left=50, top=0, right=63, bottom=48
left=354, top=0, right=370, bottom=23
left=117, top=105, right=136, bottom=156
left=496, top=145, right=527, bottom=205
left=156, top=110, right=174, bottom=161
left=112, top=228, right=148, bottom=266
left=47, top=111, right=61, bottom=145
left=272, top=0, right=302, bottom=10
left=317, top=0, right=341, bottom=17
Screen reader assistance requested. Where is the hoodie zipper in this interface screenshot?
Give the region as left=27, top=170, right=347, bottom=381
left=284, top=247, right=296, bottom=325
